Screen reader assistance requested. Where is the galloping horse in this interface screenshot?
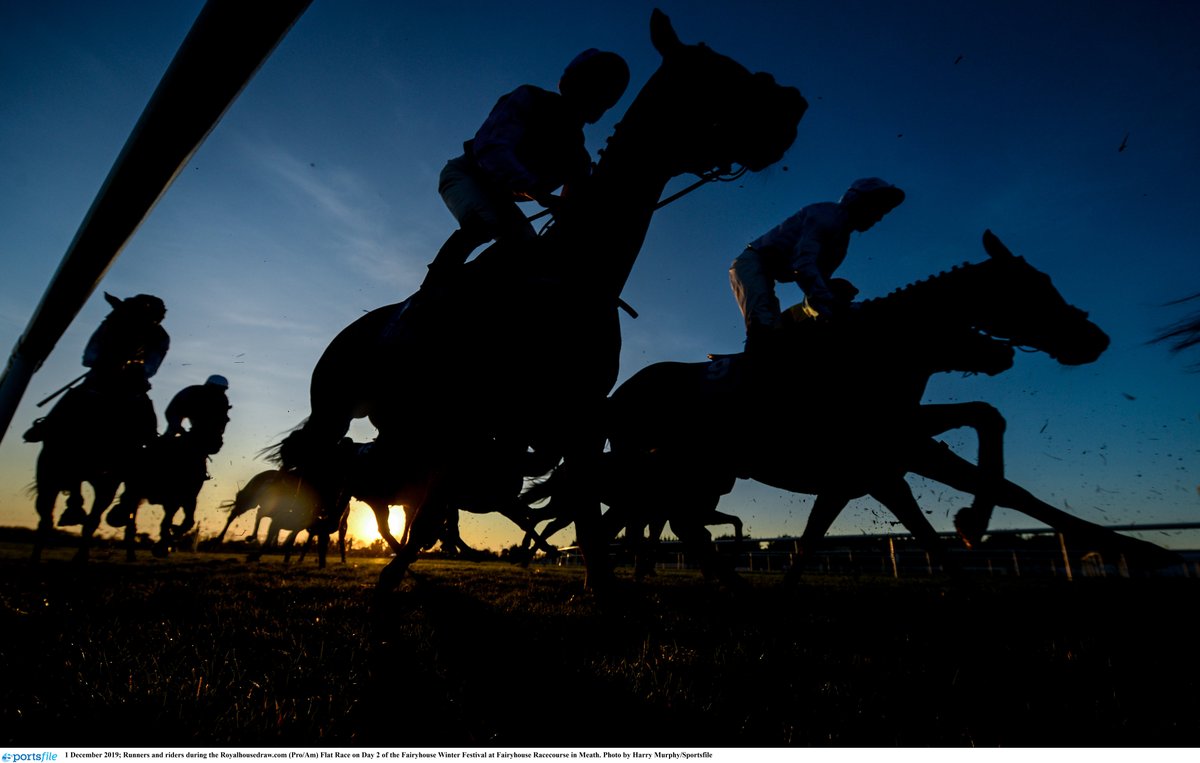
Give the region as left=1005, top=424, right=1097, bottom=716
left=606, top=231, right=1175, bottom=581
left=211, top=469, right=345, bottom=564
left=27, top=384, right=142, bottom=562
left=278, top=11, right=806, bottom=590
left=106, top=430, right=212, bottom=560
left=26, top=294, right=164, bottom=562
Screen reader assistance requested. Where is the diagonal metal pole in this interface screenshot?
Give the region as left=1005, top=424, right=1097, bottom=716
left=0, top=0, right=312, bottom=446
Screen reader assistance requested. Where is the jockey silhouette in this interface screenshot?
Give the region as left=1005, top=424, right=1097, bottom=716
left=164, top=374, right=231, bottom=455
left=104, top=374, right=229, bottom=531
left=423, top=48, right=630, bottom=289
left=730, top=178, right=905, bottom=352
left=25, top=292, right=168, bottom=526
left=25, top=292, right=168, bottom=445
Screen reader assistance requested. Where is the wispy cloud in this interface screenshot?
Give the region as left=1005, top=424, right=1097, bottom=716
left=239, top=139, right=430, bottom=289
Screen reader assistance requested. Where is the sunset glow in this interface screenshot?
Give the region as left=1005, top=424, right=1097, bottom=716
left=345, top=500, right=405, bottom=545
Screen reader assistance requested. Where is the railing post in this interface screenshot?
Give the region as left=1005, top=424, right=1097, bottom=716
left=1057, top=533, right=1074, bottom=582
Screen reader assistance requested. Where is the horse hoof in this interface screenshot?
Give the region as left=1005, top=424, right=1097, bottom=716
left=953, top=507, right=987, bottom=549
left=377, top=562, right=409, bottom=593
left=58, top=507, right=87, bottom=527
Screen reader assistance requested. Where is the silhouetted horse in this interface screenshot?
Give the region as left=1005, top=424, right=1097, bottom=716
left=105, top=430, right=211, bottom=560
left=516, top=453, right=743, bottom=579
left=210, top=469, right=348, bottom=565
left=606, top=231, right=1173, bottom=582
left=278, top=10, right=806, bottom=590
left=27, top=385, right=143, bottom=562
left=25, top=292, right=166, bottom=562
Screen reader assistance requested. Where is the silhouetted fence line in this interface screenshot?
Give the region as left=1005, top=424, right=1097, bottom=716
left=542, top=522, right=1200, bottom=580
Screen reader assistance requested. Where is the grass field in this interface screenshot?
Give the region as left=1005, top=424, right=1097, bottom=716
left=1, top=543, right=1197, bottom=748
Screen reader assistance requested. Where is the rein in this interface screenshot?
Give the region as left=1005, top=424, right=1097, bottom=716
left=526, top=164, right=747, bottom=225
left=527, top=165, right=747, bottom=320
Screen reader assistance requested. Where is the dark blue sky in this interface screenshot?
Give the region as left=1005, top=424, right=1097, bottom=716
left=1, top=1, right=1197, bottom=549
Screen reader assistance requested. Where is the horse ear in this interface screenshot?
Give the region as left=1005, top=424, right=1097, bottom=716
left=982, top=229, right=1015, bottom=259
left=650, top=8, right=683, bottom=58
left=103, top=292, right=122, bottom=309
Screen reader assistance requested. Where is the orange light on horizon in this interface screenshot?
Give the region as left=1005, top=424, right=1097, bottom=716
left=345, top=500, right=406, bottom=545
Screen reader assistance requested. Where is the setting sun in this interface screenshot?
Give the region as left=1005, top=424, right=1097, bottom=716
left=345, top=500, right=405, bottom=545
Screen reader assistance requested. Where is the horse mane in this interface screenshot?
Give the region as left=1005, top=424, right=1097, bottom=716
left=860, top=259, right=996, bottom=317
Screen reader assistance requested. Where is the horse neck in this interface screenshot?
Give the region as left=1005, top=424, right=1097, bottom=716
left=860, top=258, right=1006, bottom=327
left=846, top=259, right=1020, bottom=384
left=543, top=80, right=681, bottom=301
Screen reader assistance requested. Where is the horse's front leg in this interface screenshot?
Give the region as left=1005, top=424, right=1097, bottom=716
left=560, top=439, right=614, bottom=591
left=153, top=504, right=177, bottom=558
left=337, top=503, right=349, bottom=564
left=281, top=529, right=300, bottom=564
left=119, top=496, right=144, bottom=562
left=376, top=477, right=443, bottom=593
left=916, top=402, right=1006, bottom=548
left=59, top=486, right=88, bottom=527
left=908, top=439, right=1179, bottom=570
left=76, top=480, right=120, bottom=564
left=31, top=468, right=59, bottom=563
left=176, top=499, right=196, bottom=537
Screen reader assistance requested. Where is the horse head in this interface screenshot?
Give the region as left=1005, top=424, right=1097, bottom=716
left=973, top=230, right=1109, bottom=365
left=866, top=231, right=1109, bottom=368
left=613, top=10, right=806, bottom=179
left=102, top=291, right=166, bottom=327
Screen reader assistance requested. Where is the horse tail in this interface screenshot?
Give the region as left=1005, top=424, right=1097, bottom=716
left=272, top=412, right=355, bottom=473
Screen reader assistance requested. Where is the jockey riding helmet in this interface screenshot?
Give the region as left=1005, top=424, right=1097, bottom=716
left=559, top=49, right=631, bottom=123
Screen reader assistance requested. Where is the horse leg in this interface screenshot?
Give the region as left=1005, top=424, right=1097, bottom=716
left=669, top=508, right=744, bottom=588
left=75, top=480, right=120, bottom=564
left=376, top=481, right=444, bottom=593
left=32, top=491, right=56, bottom=563
left=784, top=492, right=853, bottom=584
left=633, top=516, right=663, bottom=583
left=250, top=509, right=266, bottom=546
left=59, top=487, right=87, bottom=527
left=298, top=532, right=314, bottom=564
left=866, top=475, right=952, bottom=573
left=338, top=503, right=349, bottom=563
left=560, top=444, right=615, bottom=591
left=372, top=502, right=403, bottom=553
left=153, top=505, right=176, bottom=559
left=215, top=510, right=238, bottom=543
left=282, top=529, right=299, bottom=564
left=31, top=457, right=60, bottom=562
left=117, top=495, right=144, bottom=562
left=908, top=439, right=1178, bottom=569
left=496, top=503, right=559, bottom=558
left=916, top=402, right=1006, bottom=548
left=710, top=510, right=744, bottom=551
left=176, top=499, right=196, bottom=536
